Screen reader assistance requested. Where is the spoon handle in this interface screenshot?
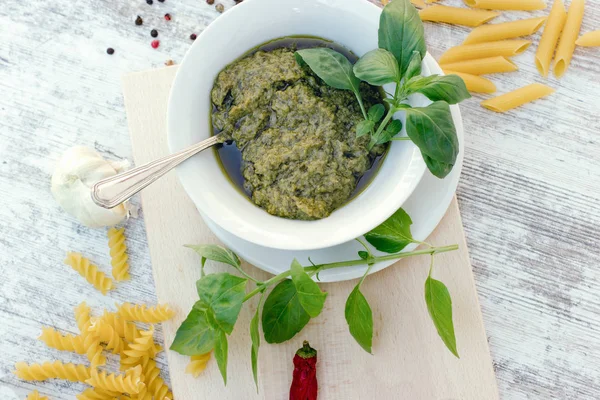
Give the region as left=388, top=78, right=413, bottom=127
left=91, top=134, right=222, bottom=209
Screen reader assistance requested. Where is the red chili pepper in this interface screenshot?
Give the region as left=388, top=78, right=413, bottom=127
left=289, top=341, right=318, bottom=400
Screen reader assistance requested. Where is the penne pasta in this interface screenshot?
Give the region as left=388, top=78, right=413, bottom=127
left=419, top=5, right=500, bottom=27
left=481, top=83, right=555, bottom=113
left=463, top=17, right=547, bottom=44
left=464, top=0, right=546, bottom=11
left=443, top=70, right=497, bottom=93
left=440, top=56, right=518, bottom=75
left=439, top=40, right=531, bottom=64
left=535, top=0, right=567, bottom=77
left=383, top=0, right=426, bottom=8
left=576, top=30, right=600, bottom=47
left=554, top=0, right=585, bottom=77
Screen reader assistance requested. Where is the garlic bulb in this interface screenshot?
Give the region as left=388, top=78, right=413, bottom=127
left=51, top=146, right=132, bottom=228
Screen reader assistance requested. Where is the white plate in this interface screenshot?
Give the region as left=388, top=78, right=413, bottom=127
left=202, top=66, right=464, bottom=282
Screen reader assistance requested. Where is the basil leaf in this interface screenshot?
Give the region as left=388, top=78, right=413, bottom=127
left=404, top=51, right=423, bottom=82
left=405, top=101, right=459, bottom=165
left=290, top=259, right=327, bottom=318
left=358, top=251, right=369, bottom=260
left=423, top=154, right=454, bottom=179
left=354, top=49, right=401, bottom=86
left=214, top=329, right=229, bottom=384
left=385, top=119, right=403, bottom=136
left=250, top=293, right=264, bottom=391
left=196, top=273, right=247, bottom=334
left=185, top=244, right=240, bottom=269
left=295, top=48, right=361, bottom=93
left=368, top=104, right=385, bottom=122
left=406, top=75, right=471, bottom=105
left=379, top=0, right=426, bottom=75
left=425, top=276, right=459, bottom=358
left=345, top=286, right=374, bottom=353
left=170, top=301, right=216, bottom=356
left=357, top=120, right=375, bottom=137
left=262, top=280, right=311, bottom=343
left=365, top=208, right=414, bottom=253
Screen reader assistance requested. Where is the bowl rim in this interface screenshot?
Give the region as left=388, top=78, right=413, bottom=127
left=167, top=0, right=450, bottom=251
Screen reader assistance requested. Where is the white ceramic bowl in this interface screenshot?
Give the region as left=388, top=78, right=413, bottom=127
left=168, top=0, right=435, bottom=251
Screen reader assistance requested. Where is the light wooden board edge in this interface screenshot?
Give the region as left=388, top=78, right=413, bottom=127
left=123, top=66, right=500, bottom=400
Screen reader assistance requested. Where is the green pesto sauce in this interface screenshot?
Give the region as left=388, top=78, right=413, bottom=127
left=211, top=37, right=387, bottom=220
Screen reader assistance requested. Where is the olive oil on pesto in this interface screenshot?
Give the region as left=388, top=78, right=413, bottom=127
left=211, top=36, right=388, bottom=220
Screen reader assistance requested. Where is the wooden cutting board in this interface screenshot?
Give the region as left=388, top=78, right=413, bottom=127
left=123, top=66, right=499, bottom=400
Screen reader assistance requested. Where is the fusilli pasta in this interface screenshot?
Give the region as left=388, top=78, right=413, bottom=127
left=141, top=359, right=171, bottom=400
left=86, top=365, right=144, bottom=394
left=65, top=252, right=114, bottom=295
left=39, top=327, right=86, bottom=354
left=26, top=390, right=49, bottom=400
left=117, top=303, right=175, bottom=323
left=77, top=388, right=121, bottom=400
left=88, top=318, right=125, bottom=354
left=107, top=227, right=130, bottom=281
left=75, top=302, right=92, bottom=332
left=101, top=311, right=141, bottom=343
left=186, top=352, right=211, bottom=378
left=121, top=328, right=155, bottom=370
left=14, top=361, right=91, bottom=382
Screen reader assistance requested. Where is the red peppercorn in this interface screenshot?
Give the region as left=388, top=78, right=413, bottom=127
left=207, top=0, right=214, bottom=4
left=106, top=48, right=115, bottom=55
left=289, top=341, right=318, bottom=400
left=164, top=13, right=171, bottom=20
left=190, top=33, right=197, bottom=41
left=151, top=29, right=158, bottom=38
left=135, top=15, right=143, bottom=25
left=151, top=40, right=160, bottom=49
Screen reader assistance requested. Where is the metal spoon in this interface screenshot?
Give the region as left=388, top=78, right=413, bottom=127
left=91, top=134, right=224, bottom=209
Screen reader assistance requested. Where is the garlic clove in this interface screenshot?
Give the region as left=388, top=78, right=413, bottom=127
left=51, top=146, right=129, bottom=228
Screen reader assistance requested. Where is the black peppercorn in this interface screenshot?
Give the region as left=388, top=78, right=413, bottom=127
left=190, top=33, right=197, bottom=40
left=135, top=15, right=143, bottom=25
left=106, top=48, right=115, bottom=55
left=151, top=29, right=158, bottom=38
left=146, top=0, right=153, bottom=4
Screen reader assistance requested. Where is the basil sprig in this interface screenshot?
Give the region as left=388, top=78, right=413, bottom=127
left=295, top=0, right=470, bottom=178
left=171, top=207, right=459, bottom=387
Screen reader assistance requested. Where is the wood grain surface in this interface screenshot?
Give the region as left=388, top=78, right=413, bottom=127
left=1, top=0, right=599, bottom=399
left=123, top=66, right=498, bottom=399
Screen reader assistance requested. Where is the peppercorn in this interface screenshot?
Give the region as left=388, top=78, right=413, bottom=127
left=158, top=0, right=165, bottom=2
left=289, top=341, right=318, bottom=400
left=165, top=59, right=175, bottom=66
left=215, top=3, right=224, bottom=12
left=146, top=0, right=153, bottom=4
left=164, top=13, right=171, bottom=20
left=190, top=33, right=197, bottom=41
left=207, top=0, right=214, bottom=4
left=135, top=15, right=143, bottom=25
left=235, top=0, right=243, bottom=4
left=151, top=40, right=160, bottom=49
left=106, top=48, right=115, bottom=55
left=151, top=29, right=158, bottom=38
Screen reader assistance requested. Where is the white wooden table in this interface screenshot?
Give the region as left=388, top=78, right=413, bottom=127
left=1, top=0, right=599, bottom=398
